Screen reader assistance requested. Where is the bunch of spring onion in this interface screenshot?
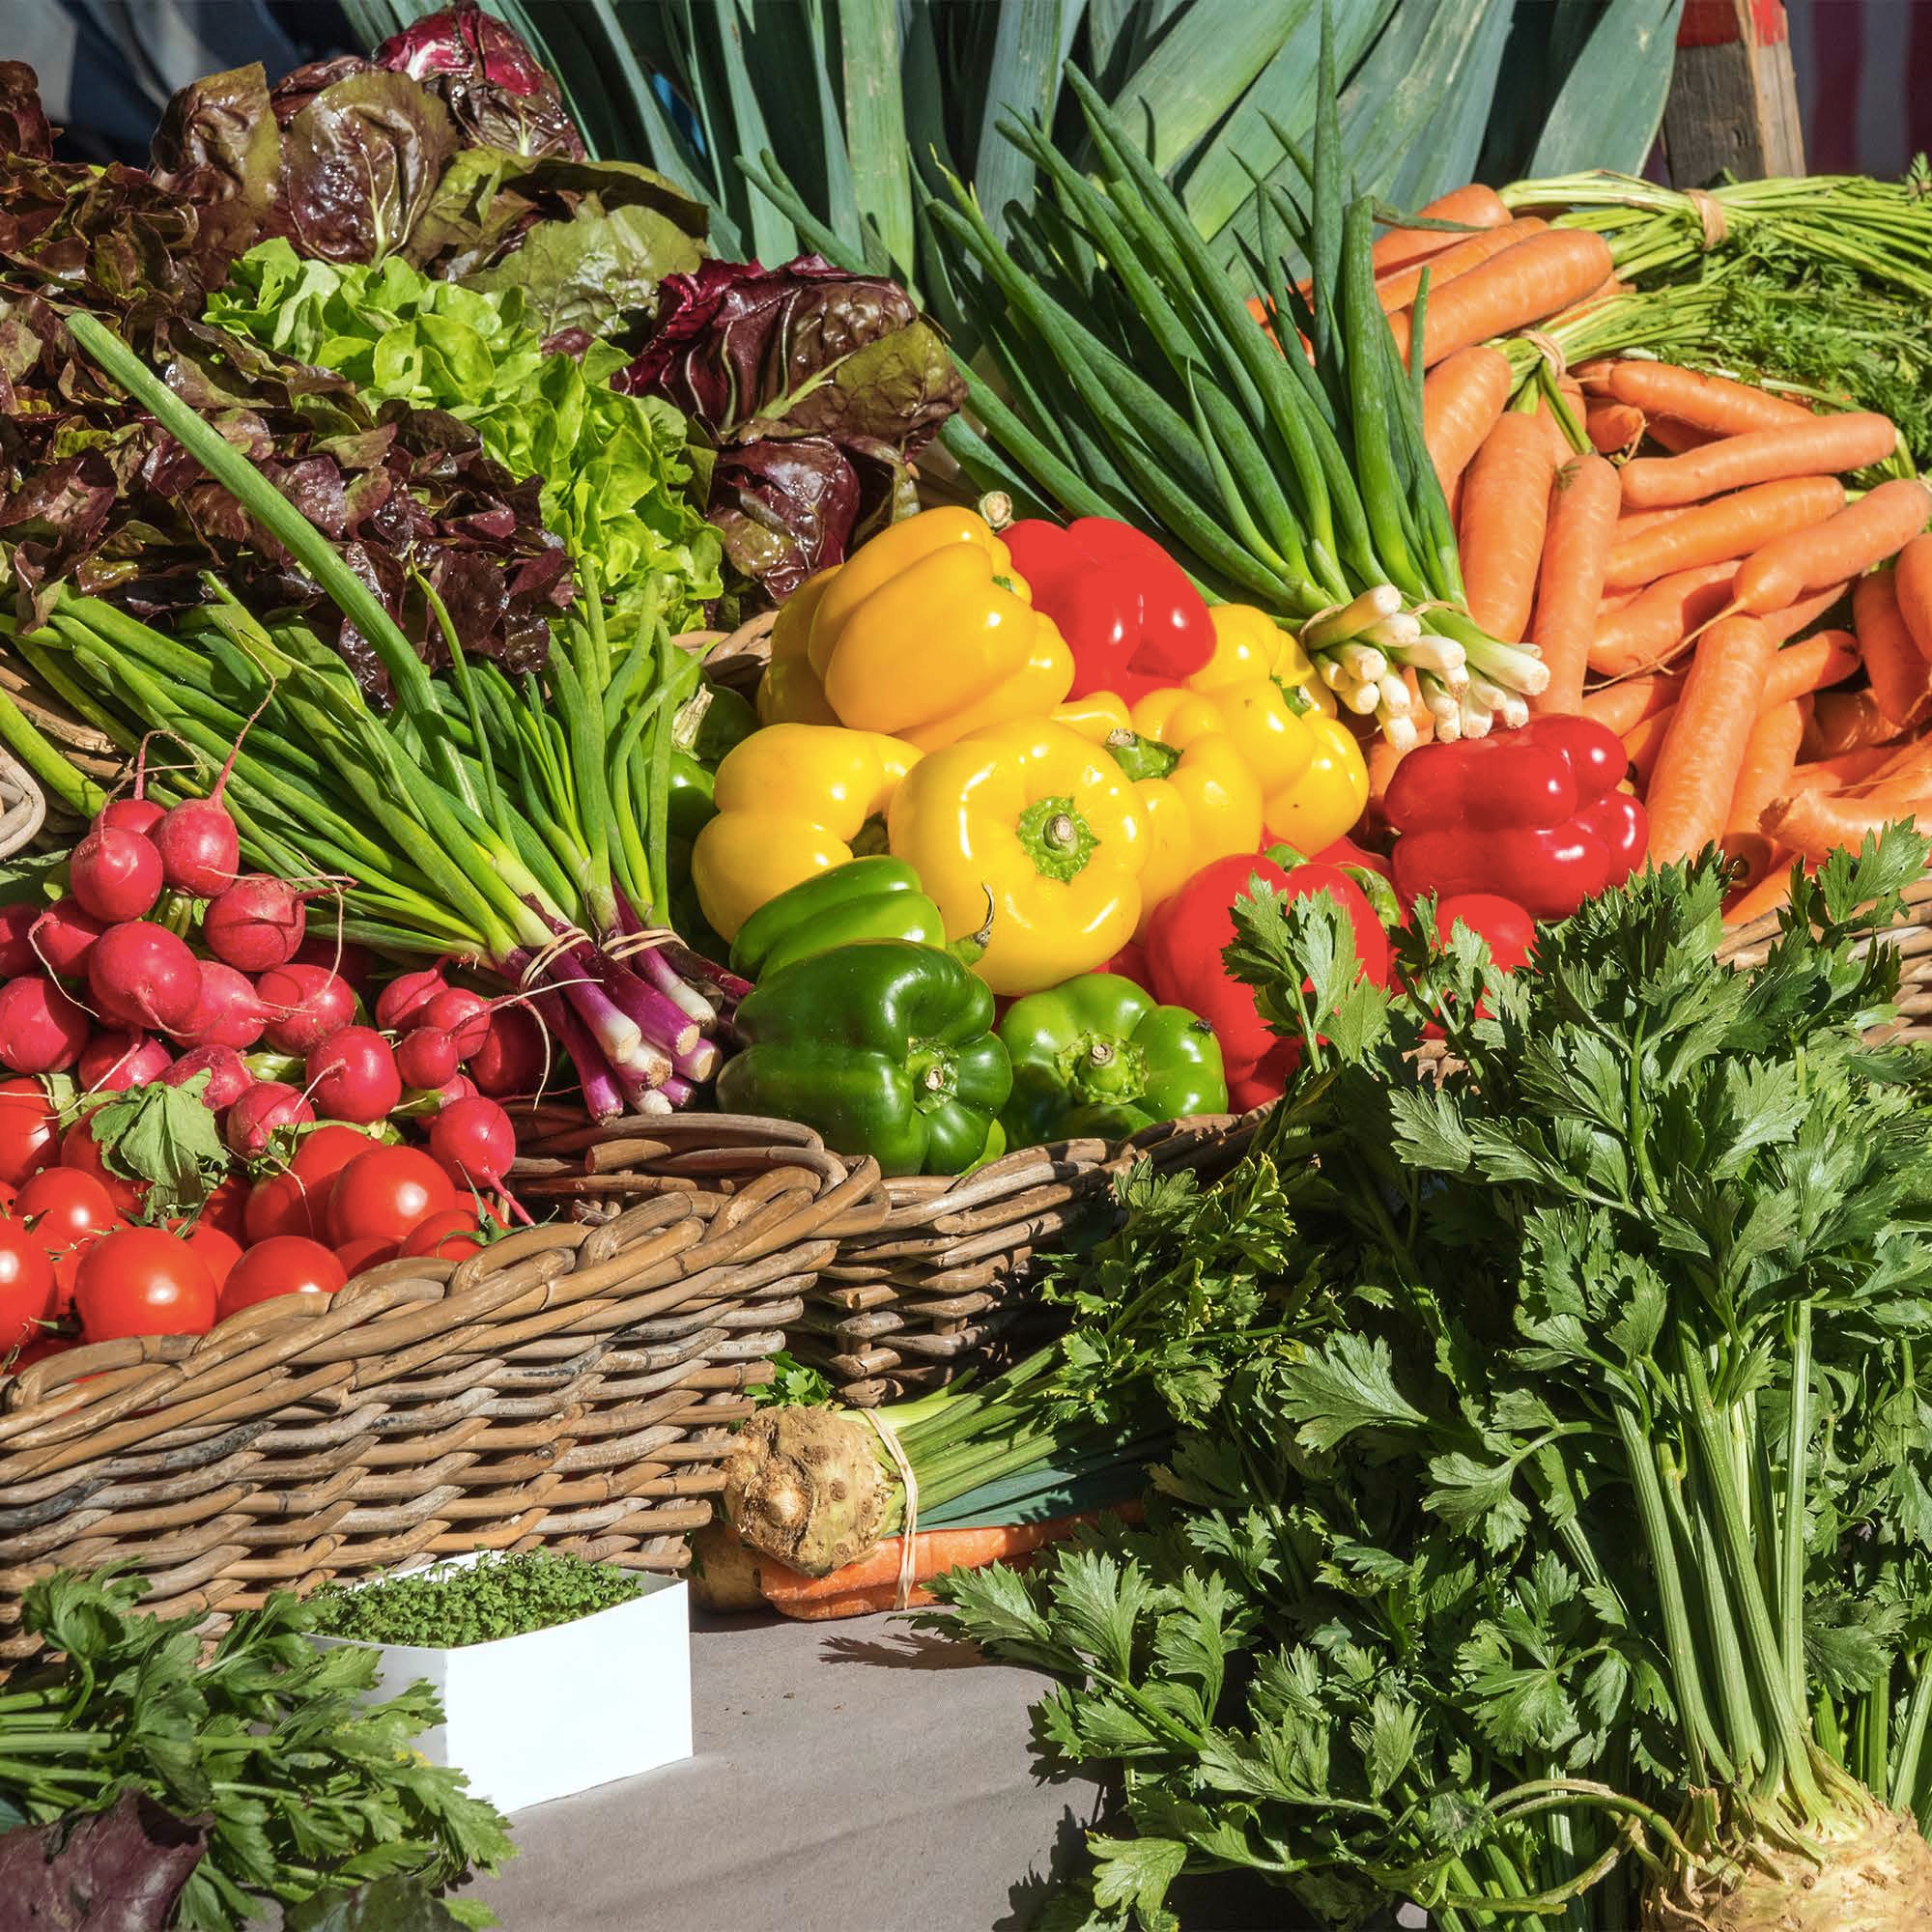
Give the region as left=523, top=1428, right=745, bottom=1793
left=0, top=311, right=741, bottom=1120
left=930, top=36, right=1548, bottom=746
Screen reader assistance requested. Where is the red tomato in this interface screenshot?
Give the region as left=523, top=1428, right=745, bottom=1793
left=401, top=1207, right=491, bottom=1260
left=201, top=1175, right=248, bottom=1240
left=328, top=1147, right=458, bottom=1249
left=74, top=1227, right=215, bottom=1342
left=0, top=1221, right=57, bottom=1350
left=59, top=1119, right=146, bottom=1218
left=216, top=1236, right=346, bottom=1320
left=243, top=1171, right=318, bottom=1244
left=16, top=1168, right=116, bottom=1248
left=333, top=1236, right=398, bottom=1277
left=0, top=1080, right=56, bottom=1187
left=50, top=1230, right=105, bottom=1319
left=175, top=1220, right=242, bottom=1293
left=4, top=1334, right=70, bottom=1375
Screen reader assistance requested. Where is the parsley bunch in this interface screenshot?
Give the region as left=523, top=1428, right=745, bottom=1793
left=935, top=831, right=1932, bottom=1930
left=0, top=1570, right=514, bottom=1931
left=309, top=1551, right=644, bottom=1649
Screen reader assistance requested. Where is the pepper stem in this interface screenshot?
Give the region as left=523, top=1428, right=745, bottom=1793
left=1016, top=795, right=1099, bottom=882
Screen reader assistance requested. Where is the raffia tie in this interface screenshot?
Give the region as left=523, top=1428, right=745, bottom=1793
left=1522, top=328, right=1568, bottom=383
left=1686, top=188, right=1728, bottom=250
left=864, top=1409, right=921, bottom=1610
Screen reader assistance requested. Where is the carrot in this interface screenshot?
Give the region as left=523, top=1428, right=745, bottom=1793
left=1619, top=411, right=1897, bottom=510
left=1589, top=562, right=1738, bottom=674
left=1422, top=346, right=1513, bottom=495
left=1586, top=400, right=1646, bottom=456
left=1894, top=532, right=1932, bottom=661
left=1763, top=788, right=1932, bottom=865
left=1645, top=614, right=1776, bottom=863
left=1377, top=217, right=1547, bottom=313
left=757, top=1516, right=1100, bottom=1619
left=1530, top=453, right=1621, bottom=713
left=1722, top=696, right=1810, bottom=886
left=1582, top=672, right=1680, bottom=734
left=1605, top=477, right=1846, bottom=592
left=1599, top=585, right=1642, bottom=615
left=1597, top=360, right=1812, bottom=437
left=1807, top=689, right=1901, bottom=757
left=1854, top=568, right=1932, bottom=729
left=1789, top=747, right=1898, bottom=791
left=1614, top=505, right=1688, bottom=546
left=1646, top=417, right=1719, bottom=454
left=1625, top=704, right=1677, bottom=788
left=1528, top=377, right=1588, bottom=463
left=1458, top=412, right=1555, bottom=642
left=1763, top=630, right=1858, bottom=705
left=1723, top=866, right=1798, bottom=926
left=1733, top=478, right=1932, bottom=615
left=1389, top=229, right=1614, bottom=369
left=1761, top=582, right=1852, bottom=646
left=1371, top=183, right=1512, bottom=277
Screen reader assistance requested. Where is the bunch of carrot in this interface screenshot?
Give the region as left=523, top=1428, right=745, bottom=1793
left=1357, top=187, right=1932, bottom=923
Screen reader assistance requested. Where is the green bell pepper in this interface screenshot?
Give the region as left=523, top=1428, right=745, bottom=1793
left=730, top=857, right=946, bottom=980
left=716, top=939, right=1011, bottom=1177
left=998, top=972, right=1227, bottom=1145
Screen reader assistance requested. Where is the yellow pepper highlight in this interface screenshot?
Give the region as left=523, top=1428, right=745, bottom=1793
left=888, top=718, right=1147, bottom=996
left=756, top=572, right=838, bottom=726
left=693, top=724, right=920, bottom=941
left=1191, top=601, right=1330, bottom=713
left=1266, top=712, right=1370, bottom=853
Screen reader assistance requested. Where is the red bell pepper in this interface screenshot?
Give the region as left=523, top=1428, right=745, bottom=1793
left=1144, top=853, right=1391, bottom=1083
left=1432, top=893, right=1537, bottom=972
left=1386, top=716, right=1646, bottom=921
left=1002, top=517, right=1216, bottom=704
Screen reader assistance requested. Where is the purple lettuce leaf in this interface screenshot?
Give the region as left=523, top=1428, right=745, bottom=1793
left=373, top=3, right=584, bottom=159
left=0, top=61, right=54, bottom=161
left=0, top=1790, right=208, bottom=1931
left=148, top=63, right=281, bottom=273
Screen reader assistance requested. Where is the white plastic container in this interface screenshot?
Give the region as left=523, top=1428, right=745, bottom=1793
left=312, top=1555, right=693, bottom=1814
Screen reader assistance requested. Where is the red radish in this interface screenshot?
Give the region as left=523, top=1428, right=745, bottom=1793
left=0, top=978, right=90, bottom=1073
left=79, top=1032, right=171, bottom=1093
left=433, top=1074, right=477, bottom=1110
left=375, top=963, right=449, bottom=1032
left=87, top=922, right=202, bottom=1037
left=201, top=875, right=307, bottom=972
left=154, top=796, right=239, bottom=899
left=395, top=1028, right=460, bottom=1091
left=258, top=963, right=355, bottom=1055
left=305, top=1027, right=401, bottom=1125
left=293, top=937, right=375, bottom=989
left=31, top=899, right=107, bottom=979
left=429, top=1096, right=516, bottom=1192
left=469, top=1004, right=544, bottom=1097
left=223, top=1081, right=314, bottom=1158
left=420, top=986, right=490, bottom=1061
left=0, top=904, right=37, bottom=978
left=98, top=797, right=165, bottom=836
left=69, top=825, right=163, bottom=923
left=174, top=960, right=266, bottom=1051
left=164, top=1044, right=253, bottom=1111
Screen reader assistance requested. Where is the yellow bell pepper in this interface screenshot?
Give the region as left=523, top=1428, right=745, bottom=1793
left=888, top=718, right=1148, bottom=995
left=1265, top=712, right=1370, bottom=853
left=756, top=572, right=839, bottom=726
left=1191, top=602, right=1334, bottom=718
left=804, top=507, right=1072, bottom=744
left=1058, top=694, right=1262, bottom=930
left=693, top=724, right=920, bottom=941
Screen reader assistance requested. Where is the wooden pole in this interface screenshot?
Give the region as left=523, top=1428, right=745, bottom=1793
left=1661, top=0, right=1805, bottom=185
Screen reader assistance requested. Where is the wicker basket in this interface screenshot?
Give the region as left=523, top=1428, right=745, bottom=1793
left=0, top=746, right=44, bottom=861
left=0, top=1118, right=882, bottom=1672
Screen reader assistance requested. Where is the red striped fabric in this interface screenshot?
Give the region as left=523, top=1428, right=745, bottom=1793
left=1788, top=0, right=1929, bottom=177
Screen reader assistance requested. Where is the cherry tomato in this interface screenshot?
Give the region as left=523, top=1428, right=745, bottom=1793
left=0, top=1221, right=57, bottom=1350
left=328, top=1147, right=458, bottom=1249
left=74, top=1227, right=215, bottom=1342
left=401, top=1207, right=491, bottom=1261
left=175, top=1220, right=242, bottom=1293
left=51, top=1229, right=105, bottom=1319
left=0, top=1080, right=57, bottom=1187
left=16, top=1168, right=116, bottom=1249
left=216, top=1236, right=346, bottom=1321
left=333, top=1236, right=398, bottom=1277
left=59, top=1118, right=145, bottom=1219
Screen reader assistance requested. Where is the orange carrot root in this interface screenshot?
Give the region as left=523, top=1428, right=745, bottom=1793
left=1422, top=346, right=1513, bottom=497
left=1854, top=568, right=1932, bottom=731
left=1645, top=614, right=1776, bottom=864
left=1721, top=696, right=1810, bottom=887
left=1604, top=477, right=1846, bottom=593
left=1734, top=479, right=1932, bottom=616
left=1390, top=228, right=1613, bottom=370
left=1763, top=788, right=1932, bottom=865
left=1530, top=453, right=1622, bottom=714
left=1598, top=360, right=1811, bottom=438
left=1806, top=689, right=1903, bottom=758
left=1619, top=411, right=1897, bottom=511
left=1459, top=412, right=1555, bottom=643
left=1585, top=400, right=1646, bottom=456
left=1582, top=672, right=1681, bottom=735
left=1894, top=532, right=1932, bottom=662
left=1589, top=562, right=1737, bottom=676
left=1371, top=184, right=1512, bottom=277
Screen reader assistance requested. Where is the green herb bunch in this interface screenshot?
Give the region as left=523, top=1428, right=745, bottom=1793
left=934, top=830, right=1932, bottom=1930
left=0, top=1569, right=513, bottom=1932
left=309, top=1551, right=645, bottom=1650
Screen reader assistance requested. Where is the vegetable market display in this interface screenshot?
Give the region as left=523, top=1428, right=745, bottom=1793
left=1, top=6, right=1932, bottom=1929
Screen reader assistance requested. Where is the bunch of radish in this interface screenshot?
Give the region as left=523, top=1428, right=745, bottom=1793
left=0, top=771, right=539, bottom=1373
